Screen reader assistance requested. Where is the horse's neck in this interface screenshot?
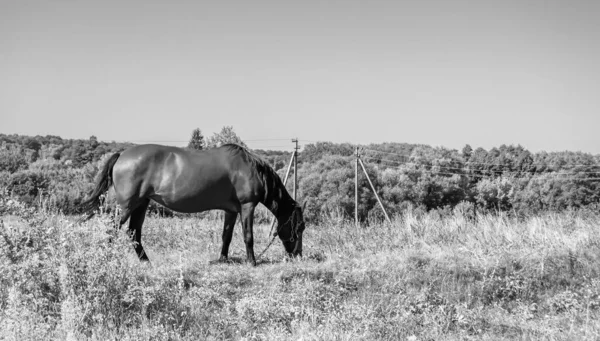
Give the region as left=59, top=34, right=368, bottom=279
left=265, top=188, right=293, bottom=221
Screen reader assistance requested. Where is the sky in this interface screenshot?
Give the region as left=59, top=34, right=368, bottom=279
left=1, top=0, right=599, bottom=153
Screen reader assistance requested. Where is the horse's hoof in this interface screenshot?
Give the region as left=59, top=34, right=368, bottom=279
left=209, top=257, right=230, bottom=265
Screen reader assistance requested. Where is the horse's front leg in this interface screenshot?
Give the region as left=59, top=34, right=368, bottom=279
left=241, top=203, right=257, bottom=266
left=218, top=210, right=238, bottom=262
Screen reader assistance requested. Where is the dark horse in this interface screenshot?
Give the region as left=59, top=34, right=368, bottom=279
left=80, top=144, right=306, bottom=265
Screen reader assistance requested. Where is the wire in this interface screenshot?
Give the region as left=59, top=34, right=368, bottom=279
left=246, top=138, right=292, bottom=141
left=363, top=156, right=600, bottom=176
left=360, top=156, right=600, bottom=182
left=250, top=146, right=294, bottom=149
left=362, top=148, right=410, bottom=157
left=126, top=139, right=294, bottom=143
left=361, top=148, right=600, bottom=172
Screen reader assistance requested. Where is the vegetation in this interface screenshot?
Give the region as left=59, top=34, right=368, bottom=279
left=296, top=142, right=600, bottom=222
left=2, top=131, right=598, bottom=222
left=0, top=134, right=131, bottom=213
left=2, top=130, right=600, bottom=339
left=187, top=128, right=205, bottom=151
left=1, top=194, right=600, bottom=339
left=204, top=126, right=247, bottom=149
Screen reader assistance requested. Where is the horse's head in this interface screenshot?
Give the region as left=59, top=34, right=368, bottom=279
left=278, top=200, right=307, bottom=257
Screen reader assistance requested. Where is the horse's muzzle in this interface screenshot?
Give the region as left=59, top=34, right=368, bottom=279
left=282, top=233, right=302, bottom=257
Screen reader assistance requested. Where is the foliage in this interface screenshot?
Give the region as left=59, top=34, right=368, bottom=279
left=298, top=143, right=600, bottom=219
left=0, top=135, right=128, bottom=213
left=254, top=150, right=292, bottom=172
left=0, top=134, right=132, bottom=167
left=301, top=141, right=355, bottom=164
left=1, top=132, right=599, bottom=220
left=0, top=145, right=29, bottom=173
left=186, top=128, right=205, bottom=151
left=205, top=126, right=247, bottom=149
left=2, top=199, right=600, bottom=339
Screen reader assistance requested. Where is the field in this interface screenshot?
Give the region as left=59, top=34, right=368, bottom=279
left=2, top=203, right=600, bottom=340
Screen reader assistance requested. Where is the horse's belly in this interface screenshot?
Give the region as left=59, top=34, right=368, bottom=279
left=151, top=182, right=238, bottom=214
left=152, top=196, right=233, bottom=213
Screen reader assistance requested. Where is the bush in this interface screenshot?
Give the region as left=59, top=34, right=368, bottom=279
left=0, top=146, right=29, bottom=173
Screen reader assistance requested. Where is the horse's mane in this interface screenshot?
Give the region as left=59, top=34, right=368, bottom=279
left=221, top=144, right=293, bottom=211
left=221, top=143, right=267, bottom=169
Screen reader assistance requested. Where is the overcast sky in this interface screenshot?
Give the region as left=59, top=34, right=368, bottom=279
left=1, top=0, right=599, bottom=153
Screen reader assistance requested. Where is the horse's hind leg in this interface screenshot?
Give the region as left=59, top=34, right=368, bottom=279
left=106, top=206, right=132, bottom=243
left=116, top=207, right=133, bottom=230
left=127, top=199, right=151, bottom=261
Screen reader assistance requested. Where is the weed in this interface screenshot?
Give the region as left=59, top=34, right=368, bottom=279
left=2, top=200, right=600, bottom=339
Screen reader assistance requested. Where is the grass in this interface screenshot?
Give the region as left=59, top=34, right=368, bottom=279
left=1, top=202, right=600, bottom=340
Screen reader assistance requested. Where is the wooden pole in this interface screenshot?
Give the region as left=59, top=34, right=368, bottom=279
left=355, top=147, right=359, bottom=228
left=358, top=157, right=392, bottom=225
left=283, top=151, right=294, bottom=188
left=292, top=138, right=299, bottom=201
left=269, top=151, right=295, bottom=228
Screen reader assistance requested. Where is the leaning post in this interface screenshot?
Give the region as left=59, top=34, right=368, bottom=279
left=355, top=146, right=359, bottom=228
left=358, top=157, right=392, bottom=225
left=292, top=138, right=299, bottom=201
left=268, top=151, right=295, bottom=230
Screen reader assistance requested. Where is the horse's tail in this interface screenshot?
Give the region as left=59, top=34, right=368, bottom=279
left=78, top=153, right=121, bottom=222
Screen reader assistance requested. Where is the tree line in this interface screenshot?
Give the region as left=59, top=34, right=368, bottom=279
left=1, top=129, right=599, bottom=221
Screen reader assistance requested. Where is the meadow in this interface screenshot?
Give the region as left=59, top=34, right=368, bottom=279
left=1, top=199, right=600, bottom=340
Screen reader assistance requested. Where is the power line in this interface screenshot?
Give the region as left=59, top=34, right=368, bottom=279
left=245, top=139, right=293, bottom=142
left=126, top=138, right=293, bottom=143
left=362, top=148, right=411, bottom=157
left=362, top=155, right=598, bottom=176
left=361, top=156, right=600, bottom=181
left=361, top=148, right=600, bottom=171
left=251, top=146, right=294, bottom=149
left=363, top=157, right=600, bottom=176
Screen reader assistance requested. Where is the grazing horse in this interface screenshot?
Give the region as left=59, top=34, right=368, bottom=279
left=80, top=144, right=306, bottom=265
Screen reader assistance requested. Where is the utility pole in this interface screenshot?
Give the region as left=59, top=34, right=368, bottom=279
left=292, top=138, right=299, bottom=201
left=355, top=146, right=359, bottom=228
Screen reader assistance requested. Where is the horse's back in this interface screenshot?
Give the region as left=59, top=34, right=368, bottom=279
left=112, top=144, right=244, bottom=213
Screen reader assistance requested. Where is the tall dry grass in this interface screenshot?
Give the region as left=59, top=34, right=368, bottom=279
left=1, top=202, right=600, bottom=340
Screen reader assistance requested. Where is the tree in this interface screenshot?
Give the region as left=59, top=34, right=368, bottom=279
left=205, top=126, right=247, bottom=149
left=461, top=144, right=473, bottom=160
left=187, top=128, right=205, bottom=150
left=0, top=146, right=29, bottom=173
left=69, top=142, right=90, bottom=167
left=24, top=137, right=42, bottom=162
left=302, top=142, right=354, bottom=164
left=475, top=177, right=514, bottom=212
left=297, top=154, right=379, bottom=222
left=89, top=135, right=99, bottom=149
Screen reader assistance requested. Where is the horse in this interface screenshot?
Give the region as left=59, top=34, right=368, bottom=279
left=80, top=143, right=306, bottom=265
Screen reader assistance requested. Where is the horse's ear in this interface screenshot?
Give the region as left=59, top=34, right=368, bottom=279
left=302, top=200, right=307, bottom=212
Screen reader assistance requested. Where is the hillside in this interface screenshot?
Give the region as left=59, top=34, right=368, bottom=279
left=1, top=133, right=599, bottom=220
left=2, top=132, right=600, bottom=339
